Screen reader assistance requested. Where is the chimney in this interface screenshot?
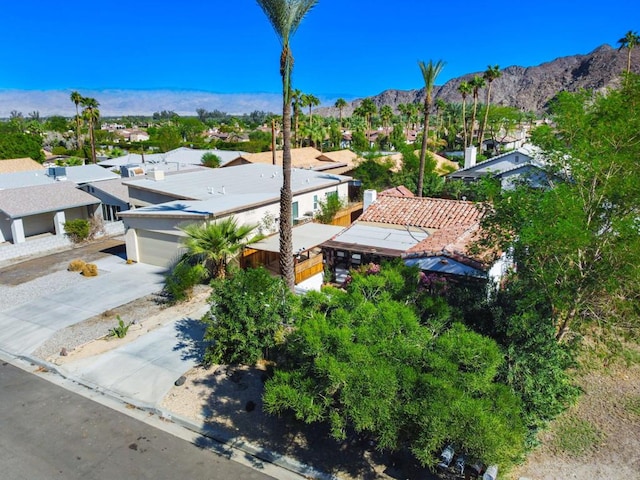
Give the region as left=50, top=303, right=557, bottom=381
left=464, top=146, right=477, bottom=169
left=363, top=189, right=377, bottom=211
left=151, top=169, right=165, bottom=181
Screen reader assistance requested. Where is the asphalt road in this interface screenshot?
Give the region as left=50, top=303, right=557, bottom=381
left=0, top=361, right=277, bottom=480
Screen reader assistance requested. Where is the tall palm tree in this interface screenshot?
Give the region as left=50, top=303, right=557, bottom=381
left=618, top=30, right=640, bottom=76
left=70, top=91, right=83, bottom=150
left=81, top=97, right=100, bottom=164
left=180, top=217, right=262, bottom=279
left=457, top=81, right=472, bottom=148
left=416, top=59, right=445, bottom=197
left=379, top=105, right=393, bottom=135
left=334, top=97, right=347, bottom=126
left=257, top=0, right=317, bottom=290
left=359, top=98, right=377, bottom=133
left=291, top=88, right=303, bottom=147
left=301, top=92, right=320, bottom=126
left=469, top=75, right=485, bottom=148
left=478, top=65, right=502, bottom=152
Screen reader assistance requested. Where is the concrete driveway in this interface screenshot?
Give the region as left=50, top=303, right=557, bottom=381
left=0, top=255, right=166, bottom=355
left=58, top=305, right=209, bottom=405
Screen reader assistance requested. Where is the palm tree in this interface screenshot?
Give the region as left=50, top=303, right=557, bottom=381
left=469, top=75, right=485, bottom=148
left=180, top=217, right=262, bottom=279
left=291, top=88, right=303, bottom=147
left=478, top=65, right=502, bottom=153
left=257, top=0, right=317, bottom=290
left=416, top=59, right=445, bottom=197
left=70, top=91, right=83, bottom=150
left=302, top=92, right=320, bottom=127
left=457, top=81, right=472, bottom=148
left=359, top=98, right=377, bottom=133
left=334, top=97, right=347, bottom=126
left=618, top=30, right=640, bottom=76
left=81, top=97, right=100, bottom=164
left=379, top=105, right=393, bottom=136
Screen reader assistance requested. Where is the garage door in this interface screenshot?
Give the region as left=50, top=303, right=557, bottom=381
left=137, top=230, right=185, bottom=267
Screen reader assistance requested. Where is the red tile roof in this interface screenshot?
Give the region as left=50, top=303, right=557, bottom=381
left=360, top=195, right=482, bottom=229
left=379, top=185, right=415, bottom=197
left=359, top=195, right=491, bottom=265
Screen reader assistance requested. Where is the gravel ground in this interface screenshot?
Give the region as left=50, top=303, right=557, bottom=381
left=0, top=269, right=87, bottom=309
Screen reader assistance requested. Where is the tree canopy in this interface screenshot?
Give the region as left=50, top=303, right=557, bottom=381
left=263, top=262, right=527, bottom=468
left=483, top=74, right=640, bottom=341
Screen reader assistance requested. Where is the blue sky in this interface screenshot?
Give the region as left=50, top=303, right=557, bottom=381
left=0, top=0, right=637, bottom=115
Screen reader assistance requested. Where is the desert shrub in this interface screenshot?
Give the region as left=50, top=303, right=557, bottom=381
left=88, top=216, right=105, bottom=239
left=68, top=259, right=86, bottom=272
left=81, top=263, right=98, bottom=277
left=108, top=315, right=132, bottom=338
left=64, top=219, right=90, bottom=243
left=314, top=194, right=345, bottom=224
left=201, top=152, right=221, bottom=168
left=164, top=263, right=206, bottom=303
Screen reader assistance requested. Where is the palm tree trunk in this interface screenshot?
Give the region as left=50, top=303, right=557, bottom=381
left=479, top=83, right=493, bottom=153
left=461, top=99, right=468, bottom=149
left=470, top=95, right=479, bottom=148
left=280, top=62, right=295, bottom=290
left=75, top=105, right=82, bottom=150
left=89, top=122, right=97, bottom=164
left=417, top=103, right=430, bottom=197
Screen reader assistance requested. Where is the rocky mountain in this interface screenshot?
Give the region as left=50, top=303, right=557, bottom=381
left=317, top=44, right=640, bottom=117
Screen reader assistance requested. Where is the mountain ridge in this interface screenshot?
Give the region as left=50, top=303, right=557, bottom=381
left=317, top=44, right=640, bottom=117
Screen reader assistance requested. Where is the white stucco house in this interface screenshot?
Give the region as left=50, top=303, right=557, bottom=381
left=119, top=163, right=352, bottom=267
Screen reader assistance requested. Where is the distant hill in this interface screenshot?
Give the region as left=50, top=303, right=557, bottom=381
left=317, top=44, right=640, bottom=116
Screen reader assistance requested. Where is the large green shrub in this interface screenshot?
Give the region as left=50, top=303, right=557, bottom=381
left=202, top=267, right=298, bottom=366
left=164, top=263, right=206, bottom=303
left=64, top=219, right=90, bottom=243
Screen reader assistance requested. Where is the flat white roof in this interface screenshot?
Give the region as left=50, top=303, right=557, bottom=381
left=123, top=163, right=351, bottom=202
left=250, top=223, right=346, bottom=253
left=327, top=223, right=429, bottom=253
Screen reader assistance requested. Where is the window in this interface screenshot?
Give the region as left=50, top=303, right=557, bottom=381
left=313, top=195, right=318, bottom=211
left=326, top=191, right=338, bottom=199
left=292, top=201, right=299, bottom=221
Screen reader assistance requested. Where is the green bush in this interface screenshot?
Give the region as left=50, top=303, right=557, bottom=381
left=202, top=267, right=298, bottom=366
left=314, top=194, right=345, bottom=224
left=164, top=263, right=206, bottom=303
left=108, top=316, right=132, bottom=339
left=64, top=219, right=90, bottom=243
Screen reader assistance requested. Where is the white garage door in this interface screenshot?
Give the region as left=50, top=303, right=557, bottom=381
left=137, top=230, right=185, bottom=267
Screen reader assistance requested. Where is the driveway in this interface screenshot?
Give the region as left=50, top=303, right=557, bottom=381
left=0, top=254, right=166, bottom=355
left=58, top=306, right=210, bottom=405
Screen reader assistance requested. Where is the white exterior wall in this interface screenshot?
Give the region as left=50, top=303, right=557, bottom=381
left=123, top=182, right=349, bottom=267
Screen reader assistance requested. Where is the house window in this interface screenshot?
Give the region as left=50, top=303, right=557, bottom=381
left=292, top=201, right=299, bottom=221
left=313, top=195, right=318, bottom=211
